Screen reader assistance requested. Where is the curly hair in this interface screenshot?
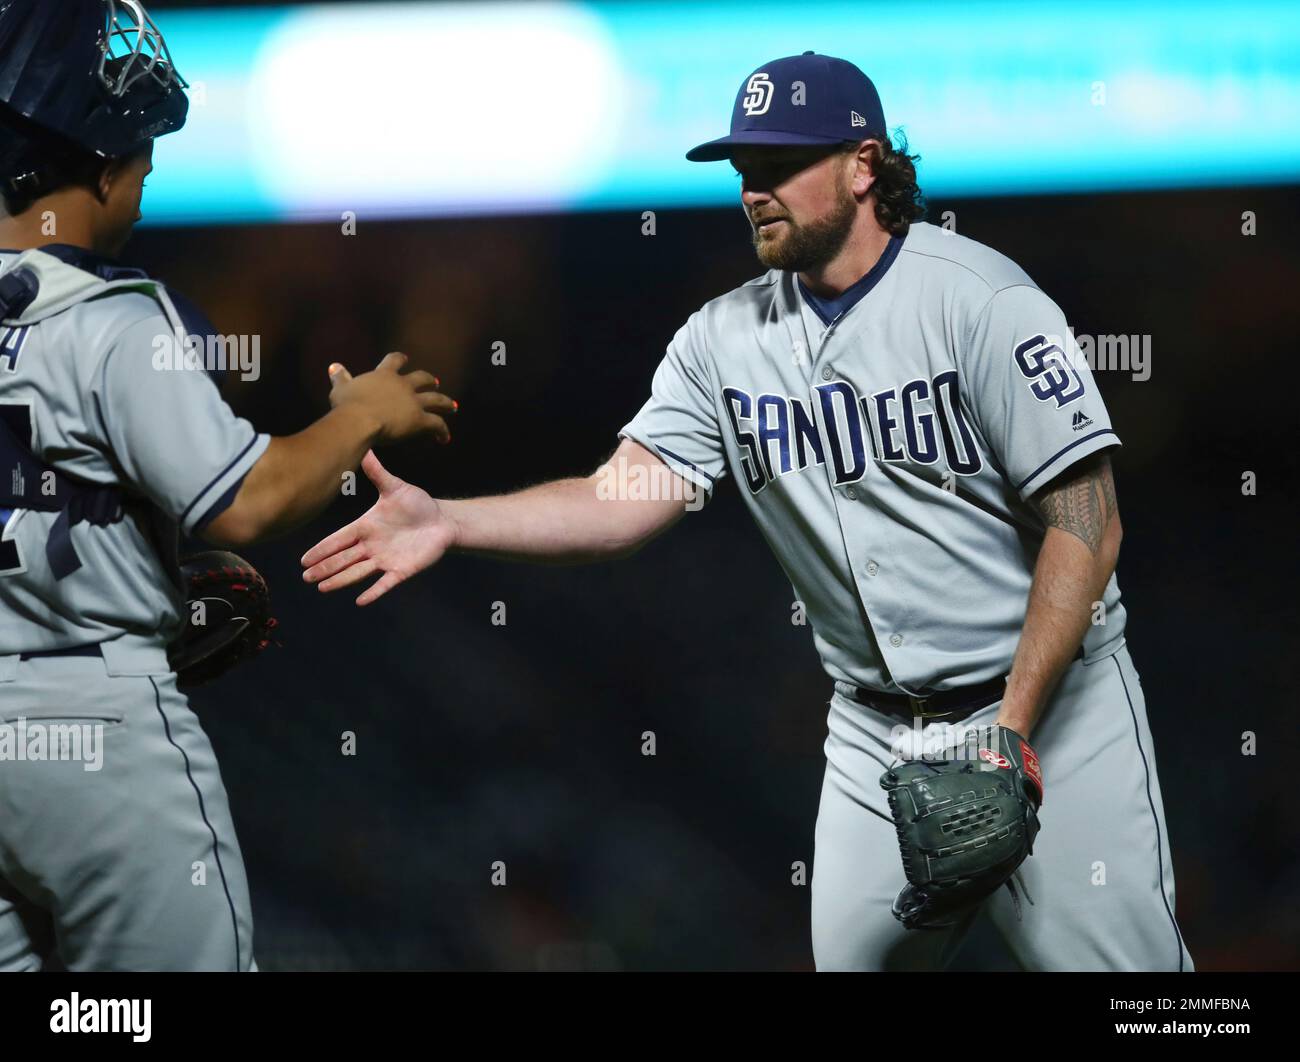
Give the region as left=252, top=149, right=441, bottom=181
left=841, top=132, right=926, bottom=236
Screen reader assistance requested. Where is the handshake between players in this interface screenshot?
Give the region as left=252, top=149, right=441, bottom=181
left=203, top=352, right=454, bottom=549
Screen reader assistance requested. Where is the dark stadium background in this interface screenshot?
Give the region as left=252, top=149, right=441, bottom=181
left=123, top=1, right=1297, bottom=972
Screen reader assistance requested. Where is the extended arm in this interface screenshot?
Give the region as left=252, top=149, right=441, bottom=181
left=203, top=356, right=452, bottom=547
left=301, top=437, right=696, bottom=605
left=996, top=452, right=1122, bottom=738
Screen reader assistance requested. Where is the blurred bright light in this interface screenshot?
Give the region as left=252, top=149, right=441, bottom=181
left=142, top=0, right=1300, bottom=225
left=246, top=3, right=623, bottom=218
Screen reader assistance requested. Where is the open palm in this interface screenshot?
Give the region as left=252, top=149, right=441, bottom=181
left=301, top=450, right=451, bottom=605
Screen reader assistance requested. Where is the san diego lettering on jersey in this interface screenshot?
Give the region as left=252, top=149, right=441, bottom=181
left=723, top=327, right=1095, bottom=495
left=620, top=221, right=1128, bottom=694
left=723, top=370, right=982, bottom=494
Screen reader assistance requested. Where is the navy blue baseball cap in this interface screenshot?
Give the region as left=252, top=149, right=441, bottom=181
left=686, top=51, right=886, bottom=162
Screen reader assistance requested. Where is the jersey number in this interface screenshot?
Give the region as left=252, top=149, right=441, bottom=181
left=0, top=401, right=33, bottom=575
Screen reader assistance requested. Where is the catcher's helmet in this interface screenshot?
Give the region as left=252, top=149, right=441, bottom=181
left=0, top=0, right=188, bottom=197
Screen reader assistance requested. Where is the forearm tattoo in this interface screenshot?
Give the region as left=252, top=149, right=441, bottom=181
left=1034, top=456, right=1119, bottom=554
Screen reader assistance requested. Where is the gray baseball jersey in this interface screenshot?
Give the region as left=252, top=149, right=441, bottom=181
left=0, top=247, right=261, bottom=970
left=622, top=220, right=1191, bottom=972
left=0, top=247, right=268, bottom=654
left=621, top=221, right=1125, bottom=694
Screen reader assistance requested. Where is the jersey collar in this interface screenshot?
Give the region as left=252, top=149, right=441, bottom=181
left=797, top=232, right=904, bottom=328
left=0, top=243, right=149, bottom=284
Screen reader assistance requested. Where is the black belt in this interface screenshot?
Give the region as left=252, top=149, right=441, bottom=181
left=844, top=645, right=1084, bottom=721
left=17, top=644, right=102, bottom=661
left=842, top=675, right=1008, bottom=720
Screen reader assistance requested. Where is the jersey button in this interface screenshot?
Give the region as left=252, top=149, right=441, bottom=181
left=889, top=634, right=903, bottom=648
left=866, top=561, right=879, bottom=577
left=843, top=486, right=857, bottom=500
left=821, top=366, right=833, bottom=380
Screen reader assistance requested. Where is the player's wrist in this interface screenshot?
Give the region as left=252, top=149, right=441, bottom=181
left=330, top=398, right=386, bottom=446
left=993, top=707, right=1034, bottom=740
left=437, top=498, right=466, bottom=553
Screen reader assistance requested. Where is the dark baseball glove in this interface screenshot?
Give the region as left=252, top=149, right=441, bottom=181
left=168, top=550, right=278, bottom=689
left=879, top=723, right=1044, bottom=930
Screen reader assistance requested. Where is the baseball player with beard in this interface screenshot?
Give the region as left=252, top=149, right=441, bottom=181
left=302, top=52, right=1192, bottom=972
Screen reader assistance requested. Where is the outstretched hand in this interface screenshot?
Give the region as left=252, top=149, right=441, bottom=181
left=327, top=355, right=455, bottom=445
left=301, top=450, right=453, bottom=605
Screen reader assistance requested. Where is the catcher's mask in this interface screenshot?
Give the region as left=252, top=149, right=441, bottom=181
left=0, top=0, right=189, bottom=198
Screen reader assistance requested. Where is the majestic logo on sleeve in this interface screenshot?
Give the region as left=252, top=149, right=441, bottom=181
left=722, top=372, right=983, bottom=494
left=742, top=73, right=774, bottom=116
left=1014, top=334, right=1085, bottom=407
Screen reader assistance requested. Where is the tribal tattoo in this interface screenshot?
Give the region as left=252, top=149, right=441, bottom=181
left=1034, top=454, right=1119, bottom=554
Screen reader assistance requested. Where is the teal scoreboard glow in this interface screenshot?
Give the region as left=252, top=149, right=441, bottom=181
left=144, top=0, right=1300, bottom=224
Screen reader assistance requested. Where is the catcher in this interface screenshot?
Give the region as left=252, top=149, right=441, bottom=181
left=0, top=0, right=452, bottom=972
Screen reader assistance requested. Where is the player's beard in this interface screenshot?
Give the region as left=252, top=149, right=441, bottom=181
left=750, top=184, right=857, bottom=272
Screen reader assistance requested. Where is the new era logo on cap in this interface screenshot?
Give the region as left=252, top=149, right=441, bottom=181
left=686, top=51, right=887, bottom=162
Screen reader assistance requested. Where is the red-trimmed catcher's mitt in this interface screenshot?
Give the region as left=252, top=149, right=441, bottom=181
left=168, top=550, right=279, bottom=689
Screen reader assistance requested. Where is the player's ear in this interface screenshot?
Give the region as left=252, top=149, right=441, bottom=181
left=96, top=145, right=150, bottom=202
left=96, top=156, right=125, bottom=203
left=852, top=139, right=880, bottom=198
